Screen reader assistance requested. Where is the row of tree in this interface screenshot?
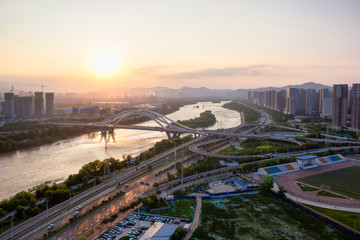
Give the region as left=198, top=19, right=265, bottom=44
left=222, top=101, right=260, bottom=124
left=177, top=110, right=216, bottom=128
left=0, top=124, right=87, bottom=153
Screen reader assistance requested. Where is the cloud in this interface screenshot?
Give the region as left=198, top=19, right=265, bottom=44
left=131, top=65, right=175, bottom=76
left=159, top=65, right=276, bottom=79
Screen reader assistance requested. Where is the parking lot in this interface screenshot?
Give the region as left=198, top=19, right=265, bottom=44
left=96, top=212, right=183, bottom=240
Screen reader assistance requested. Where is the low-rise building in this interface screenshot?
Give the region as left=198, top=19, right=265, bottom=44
left=139, top=222, right=177, bottom=240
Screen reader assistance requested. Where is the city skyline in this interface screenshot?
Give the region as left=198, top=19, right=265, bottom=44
left=1, top=0, right=360, bottom=91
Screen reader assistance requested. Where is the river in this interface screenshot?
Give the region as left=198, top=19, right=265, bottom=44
left=0, top=101, right=241, bottom=200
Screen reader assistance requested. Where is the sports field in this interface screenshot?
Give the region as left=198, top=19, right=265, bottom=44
left=297, top=166, right=360, bottom=200
left=191, top=196, right=354, bottom=240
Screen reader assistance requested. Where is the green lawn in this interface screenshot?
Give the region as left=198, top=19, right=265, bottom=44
left=155, top=199, right=196, bottom=220
left=191, top=196, right=354, bottom=240
left=297, top=166, right=360, bottom=200
left=297, top=183, right=318, bottom=191
left=317, top=191, right=346, bottom=199
left=306, top=205, right=360, bottom=230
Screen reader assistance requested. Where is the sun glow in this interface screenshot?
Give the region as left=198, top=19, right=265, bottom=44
left=92, top=51, right=119, bottom=75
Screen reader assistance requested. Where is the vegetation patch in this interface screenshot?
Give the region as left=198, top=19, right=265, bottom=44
left=155, top=199, right=196, bottom=220
left=305, top=205, right=360, bottom=231
left=191, top=196, right=354, bottom=240
left=0, top=122, right=87, bottom=153
left=296, top=183, right=318, bottom=192
left=317, top=191, right=346, bottom=199
left=177, top=110, right=216, bottom=128
left=297, top=166, right=360, bottom=200
left=222, top=101, right=260, bottom=124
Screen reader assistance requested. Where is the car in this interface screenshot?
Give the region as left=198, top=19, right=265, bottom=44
left=174, top=219, right=181, bottom=224
left=127, top=221, right=136, bottom=226
left=116, top=176, right=120, bottom=180
left=124, top=184, right=129, bottom=188
left=75, top=206, right=82, bottom=211
left=73, top=211, right=79, bottom=217
left=47, top=224, right=54, bottom=230
left=117, top=230, right=123, bottom=235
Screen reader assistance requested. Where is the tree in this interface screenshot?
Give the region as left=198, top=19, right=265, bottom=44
left=15, top=205, right=25, bottom=219
left=172, top=227, right=187, bottom=240
left=82, top=175, right=89, bottom=187
left=258, top=176, right=273, bottom=196
left=277, top=186, right=287, bottom=199
left=175, top=162, right=182, bottom=176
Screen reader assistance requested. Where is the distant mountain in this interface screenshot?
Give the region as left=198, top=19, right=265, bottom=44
left=246, top=82, right=331, bottom=92
left=95, top=82, right=332, bottom=99
left=2, top=81, right=332, bottom=100
left=282, top=82, right=331, bottom=90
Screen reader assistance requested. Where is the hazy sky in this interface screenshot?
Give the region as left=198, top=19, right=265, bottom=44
left=1, top=0, right=360, bottom=91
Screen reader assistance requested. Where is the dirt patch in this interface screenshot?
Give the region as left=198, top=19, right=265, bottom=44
left=207, top=181, right=236, bottom=194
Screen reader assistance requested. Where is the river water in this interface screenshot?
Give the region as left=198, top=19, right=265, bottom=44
left=0, top=101, right=241, bottom=200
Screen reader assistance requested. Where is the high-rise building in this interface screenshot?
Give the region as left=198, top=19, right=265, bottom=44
left=332, top=84, right=348, bottom=127
left=34, top=92, right=44, bottom=118
left=269, top=90, right=276, bottom=109
left=351, top=84, right=360, bottom=130
left=252, top=91, right=265, bottom=106
left=45, top=92, right=54, bottom=116
left=285, top=88, right=297, bottom=114
left=274, top=90, right=285, bottom=112
left=319, top=88, right=330, bottom=113
left=296, top=89, right=307, bottom=114
left=306, top=89, right=318, bottom=115
left=15, top=96, right=33, bottom=119
left=321, top=98, right=333, bottom=117
left=4, top=92, right=15, bottom=119
left=248, top=92, right=252, bottom=103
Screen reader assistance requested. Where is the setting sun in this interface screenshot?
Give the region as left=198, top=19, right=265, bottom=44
left=92, top=51, right=119, bottom=75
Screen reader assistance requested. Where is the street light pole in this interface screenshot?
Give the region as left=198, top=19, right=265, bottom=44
left=181, top=152, right=184, bottom=188
left=11, top=215, right=13, bottom=239
left=46, top=199, right=49, bottom=220
left=138, top=182, right=150, bottom=230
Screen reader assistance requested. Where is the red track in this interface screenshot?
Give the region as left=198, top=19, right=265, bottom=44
left=276, top=161, right=360, bottom=207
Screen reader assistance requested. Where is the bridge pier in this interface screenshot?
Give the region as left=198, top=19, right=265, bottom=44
left=100, top=128, right=115, bottom=143
left=166, top=132, right=182, bottom=140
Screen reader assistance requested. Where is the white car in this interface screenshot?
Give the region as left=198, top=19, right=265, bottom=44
left=48, top=224, right=54, bottom=230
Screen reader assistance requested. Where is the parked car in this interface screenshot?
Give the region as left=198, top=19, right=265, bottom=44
left=47, top=224, right=54, bottom=230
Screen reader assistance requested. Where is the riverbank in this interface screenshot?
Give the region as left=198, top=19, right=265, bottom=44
left=0, top=101, right=241, bottom=200
left=222, top=101, right=260, bottom=124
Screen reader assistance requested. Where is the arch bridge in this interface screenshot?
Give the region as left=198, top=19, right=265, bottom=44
left=82, top=109, right=202, bottom=140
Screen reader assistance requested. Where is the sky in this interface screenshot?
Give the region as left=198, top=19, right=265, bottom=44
left=1, top=0, right=360, bottom=92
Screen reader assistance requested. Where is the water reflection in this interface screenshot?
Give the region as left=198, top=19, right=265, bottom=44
left=0, top=101, right=241, bottom=199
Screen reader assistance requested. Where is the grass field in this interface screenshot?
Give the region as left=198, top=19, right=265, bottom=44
left=317, top=190, right=347, bottom=199
left=191, top=196, right=354, bottom=240
left=154, top=199, right=196, bottom=220
left=306, top=204, right=360, bottom=230
left=297, top=166, right=360, bottom=200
